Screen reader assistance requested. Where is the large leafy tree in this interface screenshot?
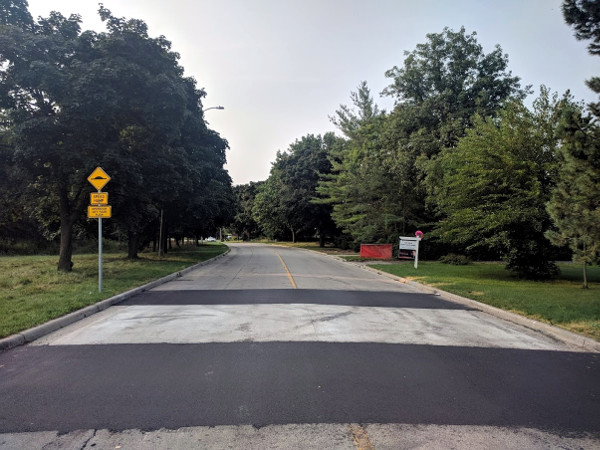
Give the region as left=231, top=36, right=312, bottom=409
left=255, top=133, right=338, bottom=243
left=432, top=91, right=573, bottom=278
left=0, top=10, right=100, bottom=271
left=0, top=0, right=33, bottom=29
left=231, top=182, right=263, bottom=240
left=0, top=4, right=232, bottom=266
left=321, top=29, right=526, bottom=249
left=385, top=27, right=527, bottom=226
left=383, top=26, right=526, bottom=153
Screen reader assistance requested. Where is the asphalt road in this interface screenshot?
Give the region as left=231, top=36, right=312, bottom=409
left=1, top=243, right=599, bottom=449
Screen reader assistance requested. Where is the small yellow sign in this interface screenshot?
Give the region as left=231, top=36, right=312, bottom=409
left=90, top=192, right=108, bottom=205
left=88, top=205, right=112, bottom=219
left=87, top=167, right=111, bottom=191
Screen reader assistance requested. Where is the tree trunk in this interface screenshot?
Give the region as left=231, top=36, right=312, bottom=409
left=583, top=260, right=588, bottom=289
left=56, top=178, right=85, bottom=272
left=291, top=228, right=296, bottom=243
left=158, top=209, right=165, bottom=257
left=319, top=227, right=325, bottom=248
left=57, top=217, right=74, bottom=272
left=127, top=230, right=140, bottom=259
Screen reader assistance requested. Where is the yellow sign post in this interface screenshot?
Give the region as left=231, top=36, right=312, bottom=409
left=87, top=167, right=111, bottom=293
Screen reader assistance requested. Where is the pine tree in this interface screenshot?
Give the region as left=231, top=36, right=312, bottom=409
left=546, top=109, right=600, bottom=288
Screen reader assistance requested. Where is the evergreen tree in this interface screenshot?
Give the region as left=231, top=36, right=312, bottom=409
left=546, top=108, right=600, bottom=288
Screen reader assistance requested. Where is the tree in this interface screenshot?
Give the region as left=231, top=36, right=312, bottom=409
left=319, top=83, right=411, bottom=247
left=329, top=81, right=380, bottom=139
left=231, top=182, right=263, bottom=240
left=546, top=108, right=600, bottom=288
left=383, top=26, right=526, bottom=152
left=254, top=134, right=338, bottom=244
left=563, top=0, right=600, bottom=115
left=1, top=4, right=232, bottom=265
left=320, top=28, right=526, bottom=250
left=563, top=0, right=600, bottom=55
left=0, top=9, right=100, bottom=271
left=432, top=92, right=572, bottom=278
left=0, top=0, right=33, bottom=29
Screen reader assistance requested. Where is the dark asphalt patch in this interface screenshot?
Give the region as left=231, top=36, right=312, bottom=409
left=1, top=343, right=598, bottom=434
left=121, top=289, right=472, bottom=310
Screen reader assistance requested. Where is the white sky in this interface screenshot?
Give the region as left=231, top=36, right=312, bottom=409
left=27, top=0, right=599, bottom=185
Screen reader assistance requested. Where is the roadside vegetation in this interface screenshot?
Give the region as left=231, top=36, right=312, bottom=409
left=230, top=5, right=599, bottom=283
left=0, top=243, right=227, bottom=339
left=371, top=261, right=600, bottom=340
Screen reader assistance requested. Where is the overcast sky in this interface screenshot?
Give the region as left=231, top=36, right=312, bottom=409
left=27, top=0, right=599, bottom=185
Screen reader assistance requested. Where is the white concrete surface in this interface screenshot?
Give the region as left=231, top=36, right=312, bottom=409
left=2, top=423, right=597, bottom=450
left=33, top=304, right=569, bottom=350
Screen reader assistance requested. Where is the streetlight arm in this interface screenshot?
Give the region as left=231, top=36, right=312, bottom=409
left=203, top=106, right=225, bottom=112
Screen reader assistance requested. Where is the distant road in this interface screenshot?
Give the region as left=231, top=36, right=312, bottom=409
left=1, top=243, right=598, bottom=449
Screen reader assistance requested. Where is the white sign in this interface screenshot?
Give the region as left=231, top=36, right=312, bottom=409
left=399, top=239, right=418, bottom=250
left=399, top=236, right=422, bottom=269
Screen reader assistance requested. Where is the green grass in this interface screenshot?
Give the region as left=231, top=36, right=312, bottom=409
left=370, top=261, right=600, bottom=340
left=0, top=243, right=227, bottom=339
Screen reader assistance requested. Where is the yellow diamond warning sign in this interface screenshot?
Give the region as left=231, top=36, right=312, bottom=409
left=87, top=167, right=110, bottom=191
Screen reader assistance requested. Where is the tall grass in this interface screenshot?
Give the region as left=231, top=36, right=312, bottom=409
left=0, top=244, right=227, bottom=338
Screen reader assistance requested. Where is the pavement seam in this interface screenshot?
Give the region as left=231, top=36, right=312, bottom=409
left=0, top=248, right=231, bottom=352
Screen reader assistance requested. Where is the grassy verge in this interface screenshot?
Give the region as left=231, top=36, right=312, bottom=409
left=370, top=261, right=600, bottom=340
left=0, top=243, right=227, bottom=339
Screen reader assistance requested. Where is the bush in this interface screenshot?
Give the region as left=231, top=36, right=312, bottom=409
left=439, top=253, right=471, bottom=265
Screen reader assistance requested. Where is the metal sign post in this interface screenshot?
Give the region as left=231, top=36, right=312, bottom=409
left=87, top=167, right=111, bottom=293
left=98, top=217, right=103, bottom=292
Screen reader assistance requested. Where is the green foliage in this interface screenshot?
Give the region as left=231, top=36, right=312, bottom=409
left=546, top=108, right=600, bottom=287
left=439, top=253, right=471, bottom=265
left=0, top=3, right=233, bottom=263
left=319, top=29, right=525, bottom=249
left=563, top=0, right=600, bottom=115
left=383, top=26, right=527, bottom=151
left=254, top=133, right=338, bottom=244
left=318, top=83, right=412, bottom=245
left=231, top=182, right=263, bottom=240
left=432, top=92, right=574, bottom=279
left=0, top=0, right=33, bottom=29
left=563, top=0, right=600, bottom=55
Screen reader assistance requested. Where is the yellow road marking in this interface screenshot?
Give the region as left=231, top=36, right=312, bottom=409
left=276, top=253, right=297, bottom=289
left=349, top=424, right=375, bottom=450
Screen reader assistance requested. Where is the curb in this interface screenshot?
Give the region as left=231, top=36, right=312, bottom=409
left=356, top=262, right=600, bottom=353
left=0, top=248, right=230, bottom=352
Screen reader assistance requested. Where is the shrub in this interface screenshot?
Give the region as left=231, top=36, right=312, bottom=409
left=439, top=253, right=471, bottom=265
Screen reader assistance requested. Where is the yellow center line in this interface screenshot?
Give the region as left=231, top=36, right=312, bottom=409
left=275, top=253, right=297, bottom=289
left=349, top=424, right=375, bottom=450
